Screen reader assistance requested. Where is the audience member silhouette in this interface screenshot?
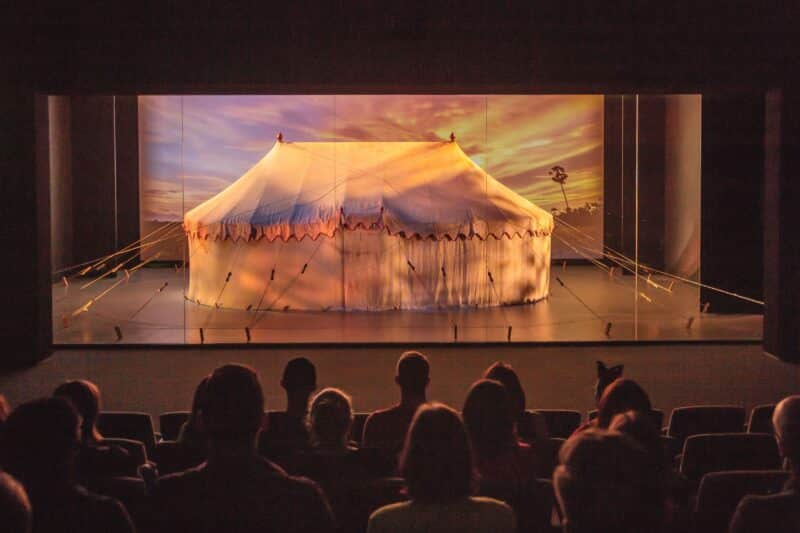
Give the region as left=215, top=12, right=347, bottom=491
left=309, top=388, right=356, bottom=453
left=367, top=403, right=515, bottom=533
left=53, top=380, right=139, bottom=479
left=574, top=378, right=652, bottom=435
left=483, top=361, right=549, bottom=442
left=553, top=429, right=665, bottom=533
left=729, top=395, right=800, bottom=533
left=152, top=363, right=334, bottom=533
left=0, top=471, right=31, bottom=533
left=259, top=357, right=316, bottom=459
left=463, top=379, right=538, bottom=486
left=0, top=397, right=135, bottom=533
left=362, top=351, right=430, bottom=455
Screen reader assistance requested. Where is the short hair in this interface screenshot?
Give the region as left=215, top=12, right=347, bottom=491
left=483, top=362, right=526, bottom=417
left=400, top=403, right=474, bottom=503
left=0, top=472, right=30, bottom=533
left=202, top=364, right=264, bottom=439
left=53, top=380, right=102, bottom=441
left=596, top=378, right=651, bottom=428
left=309, top=388, right=353, bottom=446
left=554, top=429, right=664, bottom=533
left=773, top=395, right=800, bottom=467
left=396, top=351, right=430, bottom=393
left=462, top=379, right=517, bottom=462
left=1, top=398, right=81, bottom=487
left=281, top=357, right=317, bottom=392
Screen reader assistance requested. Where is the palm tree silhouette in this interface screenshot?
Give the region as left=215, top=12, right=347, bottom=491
left=549, top=165, right=570, bottom=210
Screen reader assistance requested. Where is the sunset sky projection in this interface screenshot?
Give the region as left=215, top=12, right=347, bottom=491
left=138, top=95, right=603, bottom=255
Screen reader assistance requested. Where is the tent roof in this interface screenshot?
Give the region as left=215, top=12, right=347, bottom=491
left=183, top=140, right=553, bottom=242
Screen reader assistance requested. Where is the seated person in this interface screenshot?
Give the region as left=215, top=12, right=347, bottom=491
left=483, top=362, right=549, bottom=442
left=367, top=403, right=515, bottom=533
left=730, top=395, right=800, bottom=533
left=152, top=363, right=334, bottom=533
left=362, top=351, right=430, bottom=456
left=0, top=471, right=30, bottom=533
left=553, top=429, right=665, bottom=533
left=462, top=379, right=538, bottom=486
left=309, top=388, right=357, bottom=454
left=290, top=388, right=369, bottom=478
left=0, top=397, right=135, bottom=533
left=573, top=378, right=652, bottom=435
left=259, top=357, right=316, bottom=459
left=53, top=380, right=140, bottom=479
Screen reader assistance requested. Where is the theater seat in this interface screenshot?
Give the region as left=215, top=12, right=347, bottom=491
left=587, top=408, right=664, bottom=429
left=747, top=404, right=775, bottom=434
left=532, top=410, right=582, bottom=439
left=666, top=405, right=746, bottom=447
left=679, top=433, right=781, bottom=482
left=151, top=440, right=205, bottom=475
left=102, top=437, right=148, bottom=472
left=478, top=477, right=554, bottom=533
left=693, top=470, right=789, bottom=533
left=98, top=411, right=157, bottom=452
left=159, top=411, right=190, bottom=441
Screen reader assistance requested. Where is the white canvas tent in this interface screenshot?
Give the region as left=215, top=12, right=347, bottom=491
left=183, top=139, right=552, bottom=311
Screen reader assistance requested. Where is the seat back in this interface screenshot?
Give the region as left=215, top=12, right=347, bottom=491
left=102, top=437, right=148, bottom=470
left=159, top=411, right=190, bottom=441
left=98, top=411, right=157, bottom=452
left=532, top=409, right=582, bottom=438
left=679, top=433, right=781, bottom=482
left=693, top=470, right=789, bottom=533
left=478, top=477, right=555, bottom=533
left=667, top=406, right=746, bottom=446
left=747, top=404, right=775, bottom=434
left=151, top=440, right=205, bottom=475
left=334, top=477, right=407, bottom=533
left=588, top=408, right=664, bottom=430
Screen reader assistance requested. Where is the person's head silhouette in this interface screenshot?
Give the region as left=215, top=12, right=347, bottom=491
left=53, top=380, right=102, bottom=443
left=202, top=364, right=264, bottom=449
left=483, top=362, right=526, bottom=418
left=595, top=378, right=651, bottom=428
left=309, top=388, right=353, bottom=450
left=281, top=358, right=317, bottom=415
left=554, top=429, right=663, bottom=533
left=462, top=379, right=517, bottom=462
left=0, top=472, right=30, bottom=533
left=772, top=395, right=800, bottom=475
left=400, top=403, right=474, bottom=503
left=395, top=351, right=430, bottom=402
left=1, top=397, right=81, bottom=489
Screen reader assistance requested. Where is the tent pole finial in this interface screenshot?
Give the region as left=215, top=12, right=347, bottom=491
left=277, top=132, right=284, bottom=143
left=449, top=131, right=456, bottom=142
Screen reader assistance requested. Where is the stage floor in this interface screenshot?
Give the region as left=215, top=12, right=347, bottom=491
left=52, top=265, right=761, bottom=344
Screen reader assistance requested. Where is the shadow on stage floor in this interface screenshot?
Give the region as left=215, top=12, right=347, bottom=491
left=53, top=265, right=761, bottom=345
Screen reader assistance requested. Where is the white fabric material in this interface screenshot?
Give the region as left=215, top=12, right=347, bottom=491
left=186, top=230, right=550, bottom=311
left=183, top=141, right=553, bottom=241
left=184, top=141, right=552, bottom=310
